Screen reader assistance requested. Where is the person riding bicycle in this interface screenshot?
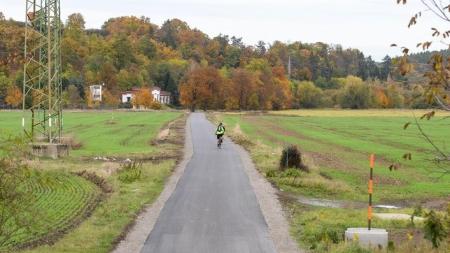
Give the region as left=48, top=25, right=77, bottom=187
left=215, top=122, right=226, bottom=147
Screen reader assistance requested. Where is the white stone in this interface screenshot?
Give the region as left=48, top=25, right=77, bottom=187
left=345, top=228, right=388, bottom=249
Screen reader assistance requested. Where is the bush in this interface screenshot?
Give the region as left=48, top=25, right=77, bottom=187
left=150, top=101, right=162, bottom=110
left=279, top=145, right=308, bottom=172
left=118, top=161, right=142, bottom=183
left=0, top=136, right=35, bottom=249
left=423, top=210, right=447, bottom=248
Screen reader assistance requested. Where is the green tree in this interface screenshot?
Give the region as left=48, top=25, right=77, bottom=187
left=296, top=81, right=323, bottom=108
left=338, top=76, right=371, bottom=109
left=112, top=35, right=135, bottom=70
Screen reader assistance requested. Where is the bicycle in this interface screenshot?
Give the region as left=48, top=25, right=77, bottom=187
left=217, top=136, right=224, bottom=148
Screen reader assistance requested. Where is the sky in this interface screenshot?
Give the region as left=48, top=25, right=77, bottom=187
left=1, top=0, right=448, bottom=61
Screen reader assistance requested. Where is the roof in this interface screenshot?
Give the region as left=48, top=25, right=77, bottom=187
left=160, top=91, right=171, bottom=96
left=121, top=86, right=169, bottom=95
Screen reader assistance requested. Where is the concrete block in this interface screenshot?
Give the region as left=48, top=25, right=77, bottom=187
left=345, top=228, right=388, bottom=249
left=31, top=143, right=69, bottom=159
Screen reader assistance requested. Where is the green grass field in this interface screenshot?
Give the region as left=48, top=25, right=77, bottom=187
left=217, top=110, right=450, bottom=202
left=0, top=171, right=101, bottom=251
left=0, top=110, right=183, bottom=252
left=0, top=111, right=181, bottom=156
left=214, top=109, right=450, bottom=253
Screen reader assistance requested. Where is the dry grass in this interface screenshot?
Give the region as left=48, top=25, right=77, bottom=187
left=270, top=109, right=450, bottom=117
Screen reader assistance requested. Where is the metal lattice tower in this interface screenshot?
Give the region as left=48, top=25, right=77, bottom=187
left=23, top=0, right=62, bottom=143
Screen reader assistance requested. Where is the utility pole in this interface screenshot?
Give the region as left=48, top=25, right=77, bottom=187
left=288, top=55, right=292, bottom=79
left=23, top=0, right=62, bottom=143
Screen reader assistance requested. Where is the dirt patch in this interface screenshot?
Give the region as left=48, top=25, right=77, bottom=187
left=389, top=228, right=425, bottom=248
left=75, top=170, right=113, bottom=193
left=421, top=197, right=450, bottom=210
left=372, top=175, right=404, bottom=186
left=308, top=151, right=359, bottom=172
left=99, top=162, right=121, bottom=177
left=157, top=128, right=170, bottom=140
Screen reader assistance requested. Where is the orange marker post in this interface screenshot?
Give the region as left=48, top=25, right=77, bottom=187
left=368, top=154, right=375, bottom=230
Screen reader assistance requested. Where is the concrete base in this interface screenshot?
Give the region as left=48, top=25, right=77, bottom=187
left=345, top=228, right=388, bottom=249
left=31, top=143, right=69, bottom=159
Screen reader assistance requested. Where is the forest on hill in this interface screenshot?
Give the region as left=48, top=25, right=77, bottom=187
left=0, top=12, right=438, bottom=110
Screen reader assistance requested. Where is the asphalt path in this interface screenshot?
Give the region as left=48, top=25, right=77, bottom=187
left=141, top=113, right=276, bottom=253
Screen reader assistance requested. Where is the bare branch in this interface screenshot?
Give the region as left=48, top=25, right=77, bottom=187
left=434, top=95, right=450, bottom=111
left=421, top=0, right=450, bottom=21
left=413, top=112, right=448, bottom=159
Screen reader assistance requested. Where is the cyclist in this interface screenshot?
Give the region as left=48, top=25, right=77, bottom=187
left=215, top=122, right=226, bottom=148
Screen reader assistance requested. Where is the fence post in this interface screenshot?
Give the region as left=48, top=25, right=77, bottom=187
left=368, top=154, right=375, bottom=230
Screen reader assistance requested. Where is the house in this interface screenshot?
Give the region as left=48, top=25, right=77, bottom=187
left=121, top=87, right=172, bottom=105
left=151, top=87, right=172, bottom=105
left=90, top=85, right=103, bottom=102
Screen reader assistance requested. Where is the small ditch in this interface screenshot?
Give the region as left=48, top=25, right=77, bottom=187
left=277, top=191, right=401, bottom=209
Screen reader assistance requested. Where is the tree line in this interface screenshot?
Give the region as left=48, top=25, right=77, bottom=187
left=0, top=11, right=435, bottom=110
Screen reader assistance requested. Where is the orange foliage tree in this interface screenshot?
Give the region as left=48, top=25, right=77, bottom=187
left=133, top=88, right=154, bottom=109
left=179, top=66, right=223, bottom=111
left=271, top=66, right=292, bottom=110
left=228, top=69, right=258, bottom=110
left=5, top=86, right=22, bottom=108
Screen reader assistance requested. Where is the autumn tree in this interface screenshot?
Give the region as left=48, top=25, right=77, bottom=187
left=226, top=69, right=258, bottom=110
left=103, top=89, right=120, bottom=107
left=271, top=66, right=292, bottom=110
left=372, top=85, right=390, bottom=108
left=395, top=0, right=450, bottom=178
left=158, top=19, right=190, bottom=49
left=179, top=66, right=223, bottom=111
left=65, top=84, right=82, bottom=108
left=5, top=86, right=22, bottom=108
left=133, top=88, right=153, bottom=109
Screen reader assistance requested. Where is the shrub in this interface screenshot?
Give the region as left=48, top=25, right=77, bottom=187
left=118, top=161, right=142, bottom=183
left=423, top=210, right=447, bottom=248
left=279, top=145, right=308, bottom=172
left=410, top=205, right=423, bottom=226
left=150, top=101, right=162, bottom=110
left=0, top=136, right=35, bottom=249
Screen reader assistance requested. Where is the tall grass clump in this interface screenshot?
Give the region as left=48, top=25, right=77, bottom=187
left=280, top=145, right=308, bottom=172
left=118, top=161, right=143, bottom=183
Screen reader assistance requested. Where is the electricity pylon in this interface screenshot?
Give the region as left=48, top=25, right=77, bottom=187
left=23, top=0, right=62, bottom=143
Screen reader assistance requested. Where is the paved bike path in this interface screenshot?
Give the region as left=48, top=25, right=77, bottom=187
left=141, top=113, right=276, bottom=253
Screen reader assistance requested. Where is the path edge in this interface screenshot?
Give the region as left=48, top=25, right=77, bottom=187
left=233, top=142, right=303, bottom=253
left=113, top=114, right=193, bottom=253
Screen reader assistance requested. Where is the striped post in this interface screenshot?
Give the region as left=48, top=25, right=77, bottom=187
left=368, top=154, right=375, bottom=231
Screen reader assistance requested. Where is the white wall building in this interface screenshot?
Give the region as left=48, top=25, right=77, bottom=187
left=90, top=85, right=103, bottom=102
left=121, top=87, right=171, bottom=105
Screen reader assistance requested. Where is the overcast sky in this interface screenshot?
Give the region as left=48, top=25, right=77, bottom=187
left=1, top=0, right=447, bottom=61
